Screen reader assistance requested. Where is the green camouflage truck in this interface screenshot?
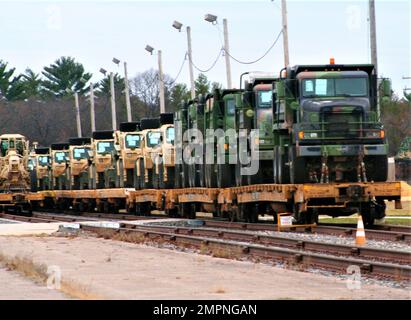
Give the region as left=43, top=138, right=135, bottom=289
left=273, top=64, right=389, bottom=184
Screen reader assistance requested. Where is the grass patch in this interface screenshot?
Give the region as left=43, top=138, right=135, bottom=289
left=0, top=252, right=102, bottom=299
left=319, top=217, right=410, bottom=226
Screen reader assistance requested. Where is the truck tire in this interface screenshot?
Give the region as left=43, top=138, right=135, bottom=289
left=217, top=164, right=233, bottom=188
left=289, top=147, right=306, bottom=184
left=30, top=170, right=38, bottom=192
left=365, top=155, right=388, bottom=182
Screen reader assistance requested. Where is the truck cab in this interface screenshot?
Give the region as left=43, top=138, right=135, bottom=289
left=274, top=63, right=389, bottom=183
left=91, top=131, right=118, bottom=189
left=152, top=113, right=175, bottom=189
left=32, top=147, right=51, bottom=191
left=0, top=134, right=30, bottom=191
left=68, top=137, right=93, bottom=190
left=50, top=143, right=69, bottom=190
left=115, top=122, right=142, bottom=188
left=136, top=118, right=161, bottom=189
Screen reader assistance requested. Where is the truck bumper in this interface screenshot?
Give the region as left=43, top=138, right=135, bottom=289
left=297, top=144, right=387, bottom=157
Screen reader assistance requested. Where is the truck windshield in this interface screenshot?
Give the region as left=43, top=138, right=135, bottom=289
left=125, top=134, right=141, bottom=149
left=166, top=127, right=175, bottom=144
left=97, top=141, right=114, bottom=154
left=38, top=156, right=49, bottom=166
left=54, top=152, right=66, bottom=163
left=73, top=147, right=89, bottom=160
left=257, top=90, right=272, bottom=108
left=302, top=77, right=367, bottom=97
left=226, top=99, right=235, bottom=115
left=147, top=131, right=161, bottom=147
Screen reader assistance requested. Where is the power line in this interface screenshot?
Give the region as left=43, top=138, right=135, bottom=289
left=168, top=53, right=187, bottom=85
left=191, top=48, right=223, bottom=73
left=224, top=28, right=283, bottom=65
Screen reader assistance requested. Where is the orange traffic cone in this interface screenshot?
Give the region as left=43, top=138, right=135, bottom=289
left=355, top=214, right=366, bottom=246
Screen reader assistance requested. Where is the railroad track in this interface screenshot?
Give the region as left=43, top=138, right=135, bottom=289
left=318, top=222, right=411, bottom=234
left=2, top=211, right=410, bottom=281
left=202, top=220, right=411, bottom=242
left=4, top=210, right=411, bottom=242
left=80, top=223, right=411, bottom=281
left=120, top=222, right=411, bottom=265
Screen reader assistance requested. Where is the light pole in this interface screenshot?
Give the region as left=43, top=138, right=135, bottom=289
left=145, top=45, right=166, bottom=114
left=172, top=20, right=196, bottom=99
left=204, top=14, right=232, bottom=89
left=74, top=92, right=82, bottom=137
left=113, top=57, right=132, bottom=122
left=369, top=0, right=378, bottom=76
left=66, top=88, right=82, bottom=137
left=89, top=82, right=96, bottom=132
left=100, top=68, right=117, bottom=130
left=281, top=0, right=290, bottom=67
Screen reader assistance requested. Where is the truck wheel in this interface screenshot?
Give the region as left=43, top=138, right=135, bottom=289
left=174, top=164, right=181, bottom=188
left=205, top=164, right=217, bottom=188
left=278, top=147, right=290, bottom=184
left=217, top=164, right=233, bottom=188
left=97, top=172, right=104, bottom=189
left=165, top=167, right=174, bottom=189
left=30, top=170, right=38, bottom=192
left=289, top=147, right=306, bottom=184
left=158, top=165, right=164, bottom=189
left=73, top=176, right=80, bottom=190
left=365, top=155, right=388, bottom=182
left=235, top=163, right=247, bottom=187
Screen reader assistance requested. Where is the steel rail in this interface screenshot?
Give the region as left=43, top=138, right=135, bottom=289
left=80, top=224, right=411, bottom=281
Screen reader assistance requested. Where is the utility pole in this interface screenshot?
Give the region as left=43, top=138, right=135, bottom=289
left=186, top=26, right=196, bottom=99
left=89, top=83, right=96, bottom=133
left=158, top=50, right=166, bottom=114
left=74, top=92, right=82, bottom=137
left=369, top=0, right=378, bottom=76
left=281, top=0, right=290, bottom=67
left=123, top=62, right=132, bottom=122
left=109, top=72, right=117, bottom=130
left=222, top=18, right=233, bottom=89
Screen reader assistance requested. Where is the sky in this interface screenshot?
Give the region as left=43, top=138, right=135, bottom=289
left=0, top=0, right=410, bottom=97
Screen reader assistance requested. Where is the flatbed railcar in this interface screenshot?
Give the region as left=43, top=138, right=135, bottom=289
left=22, top=181, right=402, bottom=226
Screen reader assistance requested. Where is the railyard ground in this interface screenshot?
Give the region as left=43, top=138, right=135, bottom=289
left=1, top=183, right=410, bottom=300
left=0, top=233, right=410, bottom=300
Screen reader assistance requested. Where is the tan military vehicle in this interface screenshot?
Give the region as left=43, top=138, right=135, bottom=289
left=50, top=143, right=70, bottom=190
left=0, top=134, right=30, bottom=191
left=151, top=113, right=175, bottom=189
left=68, top=137, right=93, bottom=190
left=91, top=131, right=119, bottom=189
left=31, top=147, right=51, bottom=191
left=136, top=118, right=161, bottom=189
left=114, top=122, right=142, bottom=188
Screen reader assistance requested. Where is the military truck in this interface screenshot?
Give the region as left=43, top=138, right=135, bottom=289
left=31, top=147, right=51, bottom=191
left=151, top=113, right=175, bottom=189
left=203, top=89, right=243, bottom=188
left=114, top=122, right=142, bottom=188
left=183, top=98, right=205, bottom=187
left=174, top=101, right=189, bottom=188
left=136, top=118, right=161, bottom=189
left=0, top=134, right=30, bottom=191
left=273, top=63, right=389, bottom=184
left=50, top=143, right=70, bottom=190
left=91, top=131, right=120, bottom=189
left=68, top=137, right=93, bottom=190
